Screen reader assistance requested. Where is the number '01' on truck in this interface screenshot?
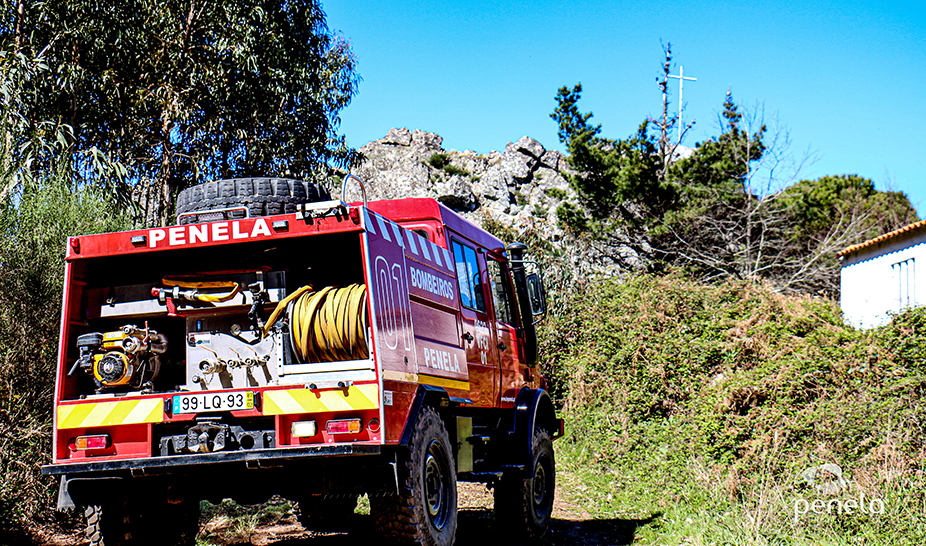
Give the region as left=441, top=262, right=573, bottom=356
left=42, top=176, right=563, bottom=546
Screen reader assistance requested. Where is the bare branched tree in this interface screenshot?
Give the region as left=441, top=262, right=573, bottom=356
left=552, top=45, right=918, bottom=295
left=649, top=42, right=695, bottom=185
left=658, top=97, right=915, bottom=296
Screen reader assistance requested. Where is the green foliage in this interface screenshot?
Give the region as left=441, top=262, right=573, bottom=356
left=551, top=84, right=673, bottom=222
left=442, top=164, right=469, bottom=177
left=669, top=91, right=766, bottom=206
left=3, top=0, right=360, bottom=225
left=543, top=274, right=926, bottom=544
left=0, top=173, right=130, bottom=536
left=555, top=201, right=590, bottom=233
left=780, top=174, right=918, bottom=243
left=545, top=187, right=568, bottom=200
left=0, top=46, right=86, bottom=203
left=428, top=153, right=451, bottom=169
left=427, top=153, right=468, bottom=177
left=549, top=77, right=918, bottom=294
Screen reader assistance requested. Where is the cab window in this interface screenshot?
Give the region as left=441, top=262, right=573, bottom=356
left=451, top=240, right=486, bottom=313
left=487, top=259, right=514, bottom=325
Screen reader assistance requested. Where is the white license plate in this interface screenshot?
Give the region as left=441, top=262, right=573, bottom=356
left=172, top=391, right=254, bottom=414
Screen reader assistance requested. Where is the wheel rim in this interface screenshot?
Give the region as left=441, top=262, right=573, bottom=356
left=531, top=454, right=553, bottom=519
left=424, top=439, right=450, bottom=529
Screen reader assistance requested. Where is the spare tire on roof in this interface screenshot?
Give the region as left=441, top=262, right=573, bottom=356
left=175, top=178, right=331, bottom=225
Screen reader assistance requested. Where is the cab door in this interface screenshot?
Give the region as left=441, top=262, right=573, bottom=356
left=486, top=255, right=530, bottom=407
left=450, top=238, right=498, bottom=407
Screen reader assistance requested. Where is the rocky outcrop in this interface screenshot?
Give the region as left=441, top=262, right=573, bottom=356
left=348, top=128, right=648, bottom=277
left=352, top=128, right=575, bottom=239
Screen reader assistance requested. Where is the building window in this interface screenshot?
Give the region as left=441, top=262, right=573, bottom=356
left=893, top=258, right=915, bottom=310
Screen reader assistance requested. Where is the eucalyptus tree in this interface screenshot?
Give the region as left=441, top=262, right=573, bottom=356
left=3, top=0, right=359, bottom=225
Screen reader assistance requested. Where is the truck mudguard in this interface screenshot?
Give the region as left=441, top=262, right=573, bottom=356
left=513, top=388, right=560, bottom=472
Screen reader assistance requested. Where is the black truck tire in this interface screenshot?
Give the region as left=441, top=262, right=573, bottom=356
left=370, top=406, right=457, bottom=546
left=85, top=498, right=199, bottom=546
left=175, top=178, right=331, bottom=224
left=494, top=430, right=555, bottom=543
left=297, top=494, right=358, bottom=532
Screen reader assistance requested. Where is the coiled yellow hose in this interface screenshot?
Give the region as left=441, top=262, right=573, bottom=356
left=263, top=284, right=369, bottom=363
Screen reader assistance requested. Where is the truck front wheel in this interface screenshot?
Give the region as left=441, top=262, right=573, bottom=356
left=85, top=497, right=199, bottom=546
left=494, top=430, right=555, bottom=543
left=371, top=406, right=457, bottom=546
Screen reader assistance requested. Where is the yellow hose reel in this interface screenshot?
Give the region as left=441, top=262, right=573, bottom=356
left=264, top=283, right=369, bottom=363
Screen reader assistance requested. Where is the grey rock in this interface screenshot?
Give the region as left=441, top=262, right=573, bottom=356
left=383, top=127, right=412, bottom=146
left=514, top=136, right=545, bottom=159
left=346, top=128, right=649, bottom=282
left=433, top=175, right=478, bottom=212
left=499, top=146, right=535, bottom=181
left=412, top=129, right=442, bottom=150
left=541, top=150, right=565, bottom=170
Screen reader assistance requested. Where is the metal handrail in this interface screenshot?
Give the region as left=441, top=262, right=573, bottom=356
left=341, top=174, right=368, bottom=208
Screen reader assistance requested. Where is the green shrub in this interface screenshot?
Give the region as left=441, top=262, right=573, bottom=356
left=542, top=274, right=926, bottom=544
left=427, top=153, right=451, bottom=169
left=545, top=187, right=568, bottom=200
left=442, top=164, right=468, bottom=177
left=0, top=174, right=130, bottom=537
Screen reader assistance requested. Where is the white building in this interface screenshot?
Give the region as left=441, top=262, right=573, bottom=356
left=839, top=219, right=926, bottom=329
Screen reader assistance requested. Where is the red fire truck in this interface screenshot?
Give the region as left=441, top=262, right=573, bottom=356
left=42, top=176, right=562, bottom=546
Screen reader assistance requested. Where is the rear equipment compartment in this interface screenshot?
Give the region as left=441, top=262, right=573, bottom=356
left=55, top=220, right=378, bottom=464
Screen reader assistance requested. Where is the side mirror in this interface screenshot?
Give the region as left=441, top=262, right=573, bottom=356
left=526, top=273, right=546, bottom=318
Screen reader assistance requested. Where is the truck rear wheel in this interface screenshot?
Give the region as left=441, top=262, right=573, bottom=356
left=371, top=407, right=457, bottom=546
left=175, top=178, right=331, bottom=224
left=494, top=430, right=555, bottom=543
left=85, top=498, right=199, bottom=546
left=297, top=494, right=357, bottom=532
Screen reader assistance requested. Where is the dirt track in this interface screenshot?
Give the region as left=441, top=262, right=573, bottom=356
left=196, top=478, right=652, bottom=546
left=36, top=473, right=655, bottom=546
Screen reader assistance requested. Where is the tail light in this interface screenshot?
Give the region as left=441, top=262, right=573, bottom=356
left=69, top=434, right=111, bottom=451
left=326, top=419, right=362, bottom=434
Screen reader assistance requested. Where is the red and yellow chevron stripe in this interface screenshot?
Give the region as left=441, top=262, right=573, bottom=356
left=57, top=398, right=163, bottom=430
left=263, top=384, right=378, bottom=415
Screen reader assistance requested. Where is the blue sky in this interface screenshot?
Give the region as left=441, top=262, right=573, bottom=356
left=324, top=0, right=926, bottom=216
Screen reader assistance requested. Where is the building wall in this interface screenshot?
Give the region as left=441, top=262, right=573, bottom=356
left=840, top=229, right=926, bottom=329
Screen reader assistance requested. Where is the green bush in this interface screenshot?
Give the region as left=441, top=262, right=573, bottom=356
left=426, top=153, right=469, bottom=177
left=542, top=274, right=926, bottom=544
left=442, top=164, right=468, bottom=177
left=0, top=174, right=130, bottom=538
left=545, top=187, right=568, bottom=200
left=427, top=153, right=451, bottom=170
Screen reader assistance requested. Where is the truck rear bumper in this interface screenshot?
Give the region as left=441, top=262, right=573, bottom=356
left=41, top=443, right=382, bottom=476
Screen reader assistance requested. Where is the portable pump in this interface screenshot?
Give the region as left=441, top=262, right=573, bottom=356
left=70, top=325, right=167, bottom=393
